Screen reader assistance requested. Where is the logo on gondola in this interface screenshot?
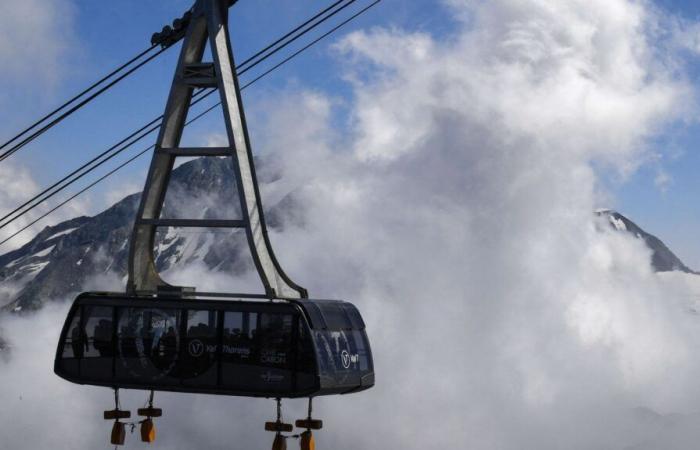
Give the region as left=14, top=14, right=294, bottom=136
left=188, top=339, right=204, bottom=357
left=340, top=350, right=359, bottom=369
left=261, top=371, right=285, bottom=383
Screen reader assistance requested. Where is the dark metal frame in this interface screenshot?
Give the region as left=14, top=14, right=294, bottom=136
left=127, top=0, right=307, bottom=299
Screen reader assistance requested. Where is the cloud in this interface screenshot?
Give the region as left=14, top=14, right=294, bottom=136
left=0, top=162, right=43, bottom=251
left=0, top=0, right=80, bottom=139
left=654, top=168, right=672, bottom=191
left=0, top=160, right=92, bottom=252
left=0, top=0, right=77, bottom=89
left=3, top=1, right=700, bottom=449
left=0, top=0, right=85, bottom=251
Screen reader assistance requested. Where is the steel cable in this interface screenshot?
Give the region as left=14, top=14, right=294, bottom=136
left=0, top=47, right=170, bottom=163
left=0, top=45, right=159, bottom=156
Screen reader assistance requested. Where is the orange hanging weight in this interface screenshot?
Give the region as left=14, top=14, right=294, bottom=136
left=300, top=430, right=315, bottom=450
left=111, top=421, right=126, bottom=446
left=272, top=434, right=287, bottom=450
left=141, top=418, right=156, bottom=443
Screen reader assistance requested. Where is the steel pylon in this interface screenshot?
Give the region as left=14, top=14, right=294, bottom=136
left=127, top=0, right=307, bottom=299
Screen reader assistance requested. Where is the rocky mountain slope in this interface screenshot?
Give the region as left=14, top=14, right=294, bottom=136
left=0, top=157, right=296, bottom=312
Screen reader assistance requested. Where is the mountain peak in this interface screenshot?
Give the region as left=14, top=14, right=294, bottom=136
left=595, top=209, right=694, bottom=274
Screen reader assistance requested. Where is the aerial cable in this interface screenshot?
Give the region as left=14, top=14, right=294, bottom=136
left=0, top=0, right=382, bottom=245
left=0, top=46, right=169, bottom=164
left=235, top=0, right=356, bottom=73
left=0, top=100, right=221, bottom=247
left=0, top=45, right=159, bottom=157
left=0, top=89, right=216, bottom=231
left=241, top=0, right=382, bottom=89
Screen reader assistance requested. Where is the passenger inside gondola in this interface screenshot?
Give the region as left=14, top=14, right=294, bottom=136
left=93, top=319, right=113, bottom=357
left=71, top=324, right=86, bottom=358
left=180, top=310, right=218, bottom=382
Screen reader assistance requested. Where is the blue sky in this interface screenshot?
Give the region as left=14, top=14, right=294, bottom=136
left=3, top=0, right=700, bottom=267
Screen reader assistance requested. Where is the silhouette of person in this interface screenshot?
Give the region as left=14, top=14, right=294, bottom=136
left=71, top=325, right=87, bottom=358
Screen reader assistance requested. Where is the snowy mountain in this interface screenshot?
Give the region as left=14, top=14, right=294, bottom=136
left=0, top=157, right=693, bottom=313
left=596, top=209, right=694, bottom=273
left=0, top=157, right=297, bottom=312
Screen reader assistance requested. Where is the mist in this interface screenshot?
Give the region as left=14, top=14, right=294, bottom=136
left=3, top=0, right=700, bottom=448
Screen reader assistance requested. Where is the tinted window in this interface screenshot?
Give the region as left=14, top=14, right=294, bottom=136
left=84, top=306, right=114, bottom=358
left=317, top=303, right=351, bottom=330
left=257, top=313, right=293, bottom=369
left=220, top=310, right=295, bottom=393
left=296, top=317, right=316, bottom=373
left=80, top=306, right=115, bottom=379
left=222, top=311, right=255, bottom=364
left=180, top=310, right=218, bottom=383
left=62, top=312, right=83, bottom=359
left=116, top=307, right=181, bottom=383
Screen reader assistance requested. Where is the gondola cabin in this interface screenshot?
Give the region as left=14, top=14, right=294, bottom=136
left=54, top=292, right=374, bottom=398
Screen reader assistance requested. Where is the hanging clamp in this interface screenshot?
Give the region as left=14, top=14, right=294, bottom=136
left=296, top=397, right=322, bottom=450
left=266, top=398, right=293, bottom=450
left=104, top=389, right=130, bottom=446
left=137, top=390, right=162, bottom=443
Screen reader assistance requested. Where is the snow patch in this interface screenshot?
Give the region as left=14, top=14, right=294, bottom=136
left=609, top=215, right=627, bottom=231
left=6, top=258, right=21, bottom=268
left=155, top=227, right=180, bottom=256
left=31, top=245, right=55, bottom=258
left=46, top=227, right=78, bottom=241
left=24, top=261, right=49, bottom=274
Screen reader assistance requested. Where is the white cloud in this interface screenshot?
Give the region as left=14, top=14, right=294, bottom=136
left=0, top=162, right=42, bottom=250
left=654, top=168, right=672, bottom=191
left=204, top=133, right=228, bottom=148
left=0, top=0, right=80, bottom=144
left=0, top=0, right=77, bottom=89
left=103, top=180, right=142, bottom=206
left=0, top=0, right=84, bottom=251
left=3, top=1, right=700, bottom=449
left=338, top=0, right=691, bottom=172
left=0, top=160, right=92, bottom=252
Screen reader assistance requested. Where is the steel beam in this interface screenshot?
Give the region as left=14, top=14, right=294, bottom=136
left=155, top=147, right=231, bottom=157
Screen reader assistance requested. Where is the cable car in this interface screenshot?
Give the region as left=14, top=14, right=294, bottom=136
left=55, top=292, right=374, bottom=398
left=51, top=0, right=377, bottom=446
